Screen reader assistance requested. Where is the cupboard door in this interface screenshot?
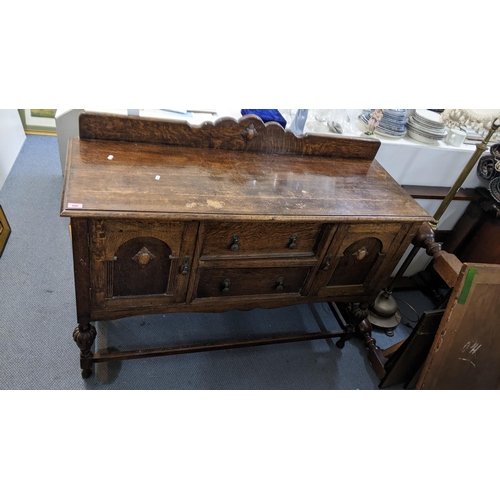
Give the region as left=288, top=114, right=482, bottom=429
left=326, top=236, right=383, bottom=287
left=112, top=236, right=173, bottom=297
left=89, top=219, right=197, bottom=311
left=310, top=223, right=412, bottom=300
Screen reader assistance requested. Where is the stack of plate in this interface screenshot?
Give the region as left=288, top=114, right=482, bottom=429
left=359, top=109, right=407, bottom=138
left=406, top=109, right=447, bottom=144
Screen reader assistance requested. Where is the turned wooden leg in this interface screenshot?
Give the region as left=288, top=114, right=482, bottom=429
left=356, top=316, right=387, bottom=379
left=335, top=324, right=355, bottom=349
left=335, top=302, right=370, bottom=349
left=73, top=323, right=97, bottom=379
left=334, top=303, right=388, bottom=378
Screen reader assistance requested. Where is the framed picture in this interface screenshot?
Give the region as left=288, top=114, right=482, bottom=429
left=18, top=109, right=56, bottom=134
left=0, top=205, right=12, bottom=258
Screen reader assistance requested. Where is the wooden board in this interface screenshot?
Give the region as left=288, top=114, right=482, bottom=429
left=379, top=310, right=444, bottom=389
left=417, top=263, right=500, bottom=390
left=78, top=111, right=382, bottom=160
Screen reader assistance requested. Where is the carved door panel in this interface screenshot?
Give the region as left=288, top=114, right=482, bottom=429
left=89, top=219, right=198, bottom=312
left=309, top=223, right=412, bottom=300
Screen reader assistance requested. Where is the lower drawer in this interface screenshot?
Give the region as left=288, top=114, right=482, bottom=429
left=196, top=266, right=312, bottom=298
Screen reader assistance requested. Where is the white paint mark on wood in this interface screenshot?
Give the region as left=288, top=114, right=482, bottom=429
left=461, top=341, right=482, bottom=355
left=458, top=358, right=477, bottom=368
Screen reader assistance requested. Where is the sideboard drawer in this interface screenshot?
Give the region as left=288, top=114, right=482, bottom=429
left=200, top=222, right=324, bottom=258
left=195, top=266, right=312, bottom=298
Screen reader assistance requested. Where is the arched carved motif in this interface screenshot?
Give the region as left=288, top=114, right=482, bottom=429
left=112, top=237, right=172, bottom=297
left=328, top=237, right=383, bottom=287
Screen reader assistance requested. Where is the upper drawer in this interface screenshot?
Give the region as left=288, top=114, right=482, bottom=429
left=200, top=222, right=324, bottom=258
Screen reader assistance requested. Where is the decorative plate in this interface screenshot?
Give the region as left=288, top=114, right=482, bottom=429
left=488, top=176, right=500, bottom=202
left=477, top=154, right=498, bottom=180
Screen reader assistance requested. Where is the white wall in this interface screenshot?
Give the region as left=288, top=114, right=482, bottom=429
left=0, top=109, right=26, bottom=190
left=55, top=109, right=83, bottom=175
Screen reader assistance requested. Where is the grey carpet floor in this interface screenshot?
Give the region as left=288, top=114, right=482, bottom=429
left=0, top=134, right=436, bottom=389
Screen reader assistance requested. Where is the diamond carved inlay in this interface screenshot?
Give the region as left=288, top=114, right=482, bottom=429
left=132, top=246, right=156, bottom=267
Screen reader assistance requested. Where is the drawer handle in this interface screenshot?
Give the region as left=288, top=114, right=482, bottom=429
left=288, top=234, right=297, bottom=249
left=322, top=254, right=333, bottom=271
left=180, top=256, right=189, bottom=275
left=230, top=234, right=240, bottom=251
left=222, top=279, right=231, bottom=293
left=275, top=277, right=284, bottom=291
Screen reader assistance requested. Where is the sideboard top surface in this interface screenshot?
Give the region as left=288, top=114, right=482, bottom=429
left=61, top=138, right=430, bottom=222
left=60, top=112, right=432, bottom=222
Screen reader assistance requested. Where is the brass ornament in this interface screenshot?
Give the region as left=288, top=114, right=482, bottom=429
left=132, top=246, right=156, bottom=266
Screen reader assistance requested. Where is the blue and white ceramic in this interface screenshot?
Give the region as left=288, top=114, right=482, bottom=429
left=360, top=109, right=408, bottom=137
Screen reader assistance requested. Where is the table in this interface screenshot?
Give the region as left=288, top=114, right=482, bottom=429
left=61, top=112, right=433, bottom=378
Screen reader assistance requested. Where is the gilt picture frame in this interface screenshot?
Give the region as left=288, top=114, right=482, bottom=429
left=18, top=109, right=56, bottom=133
left=0, top=205, right=12, bottom=258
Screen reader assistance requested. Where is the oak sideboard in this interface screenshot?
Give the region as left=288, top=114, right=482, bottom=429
left=61, top=112, right=433, bottom=378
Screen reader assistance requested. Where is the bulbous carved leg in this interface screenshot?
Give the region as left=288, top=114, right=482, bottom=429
left=73, top=324, right=97, bottom=379
left=335, top=303, right=387, bottom=378
left=336, top=303, right=370, bottom=349
left=357, top=317, right=377, bottom=350
left=357, top=313, right=387, bottom=379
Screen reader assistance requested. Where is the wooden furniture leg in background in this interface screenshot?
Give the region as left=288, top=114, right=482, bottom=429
left=330, top=302, right=387, bottom=378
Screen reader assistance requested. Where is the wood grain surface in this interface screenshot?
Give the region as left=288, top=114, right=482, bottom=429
left=79, top=112, right=381, bottom=159
left=417, top=263, right=500, bottom=390
left=61, top=138, right=430, bottom=221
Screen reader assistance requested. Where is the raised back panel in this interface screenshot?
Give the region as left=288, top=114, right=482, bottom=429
left=78, top=112, right=381, bottom=160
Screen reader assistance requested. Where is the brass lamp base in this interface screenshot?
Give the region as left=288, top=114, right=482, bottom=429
left=368, top=289, right=402, bottom=337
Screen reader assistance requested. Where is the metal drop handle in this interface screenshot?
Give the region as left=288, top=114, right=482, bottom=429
left=323, top=254, right=333, bottom=271
left=276, top=277, right=284, bottom=291
left=288, top=234, right=297, bottom=249
left=230, top=234, right=240, bottom=251
left=222, top=279, right=231, bottom=293
left=180, top=256, right=189, bottom=275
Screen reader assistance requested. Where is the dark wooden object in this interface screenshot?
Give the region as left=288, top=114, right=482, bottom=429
left=373, top=222, right=500, bottom=389
left=379, top=310, right=444, bottom=389
left=452, top=192, right=500, bottom=265
left=402, top=185, right=479, bottom=201
left=397, top=188, right=500, bottom=298
left=61, top=112, right=432, bottom=378
left=417, top=261, right=500, bottom=390
left=0, top=205, right=12, bottom=258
